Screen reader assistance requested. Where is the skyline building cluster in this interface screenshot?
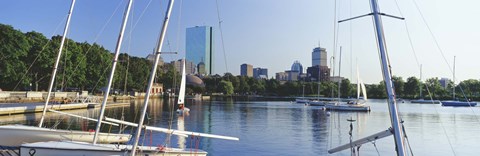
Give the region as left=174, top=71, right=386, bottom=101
left=241, top=63, right=268, bottom=79
left=275, top=46, right=332, bottom=82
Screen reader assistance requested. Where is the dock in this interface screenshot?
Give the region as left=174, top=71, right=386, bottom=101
left=0, top=102, right=130, bottom=116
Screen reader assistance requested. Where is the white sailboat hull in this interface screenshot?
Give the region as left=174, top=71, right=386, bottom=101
left=0, top=125, right=131, bottom=146
left=20, top=141, right=207, bottom=156
left=325, top=103, right=370, bottom=112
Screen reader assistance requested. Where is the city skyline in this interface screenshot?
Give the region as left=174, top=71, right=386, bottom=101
left=1, top=0, right=479, bottom=84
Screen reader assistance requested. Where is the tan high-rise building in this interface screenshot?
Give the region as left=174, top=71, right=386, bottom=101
left=240, top=64, right=253, bottom=77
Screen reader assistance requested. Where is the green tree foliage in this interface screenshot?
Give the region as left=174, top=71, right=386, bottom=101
left=392, top=76, right=405, bottom=97
left=404, top=77, right=420, bottom=98
left=0, top=24, right=29, bottom=90
left=340, top=79, right=353, bottom=98
left=219, top=80, right=234, bottom=95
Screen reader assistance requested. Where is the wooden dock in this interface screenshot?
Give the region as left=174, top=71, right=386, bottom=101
left=0, top=102, right=130, bottom=116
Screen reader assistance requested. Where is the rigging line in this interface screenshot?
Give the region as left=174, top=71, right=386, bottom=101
left=423, top=82, right=457, bottom=156
left=12, top=14, right=68, bottom=91
left=411, top=0, right=480, bottom=122
left=410, top=0, right=453, bottom=74
left=64, top=0, right=125, bottom=84
left=131, top=0, right=153, bottom=31
left=392, top=0, right=420, bottom=68
left=215, top=0, right=229, bottom=74
left=396, top=1, right=473, bottom=154
left=175, top=0, right=184, bottom=52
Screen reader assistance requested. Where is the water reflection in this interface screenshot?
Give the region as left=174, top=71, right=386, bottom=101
left=2, top=99, right=480, bottom=155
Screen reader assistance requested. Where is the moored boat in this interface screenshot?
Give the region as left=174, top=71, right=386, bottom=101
left=441, top=101, right=477, bottom=107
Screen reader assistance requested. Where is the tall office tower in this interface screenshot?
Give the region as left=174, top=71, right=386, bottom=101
left=312, top=47, right=327, bottom=66
left=186, top=26, right=214, bottom=75
left=240, top=64, right=253, bottom=77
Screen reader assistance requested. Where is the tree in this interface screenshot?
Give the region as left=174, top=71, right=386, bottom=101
left=219, top=80, right=234, bottom=96
left=424, top=78, right=445, bottom=99
left=404, top=77, right=420, bottom=98
left=392, top=76, right=405, bottom=97
left=0, top=24, right=30, bottom=90
left=340, top=79, right=353, bottom=98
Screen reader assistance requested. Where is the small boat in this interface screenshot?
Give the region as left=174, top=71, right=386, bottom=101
left=295, top=98, right=310, bottom=104
left=410, top=99, right=441, bottom=104
left=20, top=141, right=207, bottom=156
left=176, top=59, right=190, bottom=115
left=309, top=100, right=328, bottom=106
left=441, top=57, right=476, bottom=107
left=441, top=101, right=477, bottom=107
left=325, top=66, right=370, bottom=112
left=324, top=101, right=371, bottom=112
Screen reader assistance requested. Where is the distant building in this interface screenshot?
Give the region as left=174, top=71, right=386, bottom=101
left=197, top=62, right=206, bottom=75
left=186, top=26, right=214, bottom=75
left=276, top=72, right=288, bottom=81
left=146, top=53, right=164, bottom=66
left=312, top=47, right=327, bottom=67
left=151, top=83, right=163, bottom=95
left=306, top=65, right=330, bottom=82
left=240, top=64, right=253, bottom=77
left=285, top=70, right=300, bottom=81
left=291, top=61, right=303, bottom=74
left=171, top=59, right=196, bottom=74
left=253, top=68, right=268, bottom=79
left=439, top=78, right=450, bottom=88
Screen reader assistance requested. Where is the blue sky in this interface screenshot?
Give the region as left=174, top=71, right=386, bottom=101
left=1, top=0, right=479, bottom=84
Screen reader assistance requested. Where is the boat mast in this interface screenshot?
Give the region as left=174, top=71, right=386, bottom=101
left=92, top=0, right=134, bottom=144
left=38, top=0, right=76, bottom=127
left=131, top=0, right=175, bottom=154
left=419, top=64, right=422, bottom=98
left=337, top=47, right=342, bottom=101
left=370, top=0, right=406, bottom=155
left=453, top=56, right=456, bottom=100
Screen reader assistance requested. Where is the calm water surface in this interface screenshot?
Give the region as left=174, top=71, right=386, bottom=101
left=1, top=99, right=480, bottom=155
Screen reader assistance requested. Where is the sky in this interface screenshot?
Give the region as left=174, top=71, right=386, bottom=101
left=1, top=0, right=479, bottom=84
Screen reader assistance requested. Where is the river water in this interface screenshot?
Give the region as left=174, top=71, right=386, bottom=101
left=1, top=99, right=479, bottom=156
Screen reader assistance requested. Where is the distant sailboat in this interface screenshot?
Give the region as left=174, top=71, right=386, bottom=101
left=410, top=64, right=441, bottom=104
left=324, top=66, right=370, bottom=111
left=176, top=59, right=190, bottom=114
left=441, top=56, right=477, bottom=107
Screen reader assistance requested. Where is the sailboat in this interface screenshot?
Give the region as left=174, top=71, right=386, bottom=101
left=410, top=64, right=441, bottom=104
left=329, top=0, right=408, bottom=155
left=176, top=59, right=190, bottom=114
left=349, top=66, right=368, bottom=105
left=19, top=0, right=238, bottom=155
left=0, top=0, right=130, bottom=146
left=441, top=56, right=477, bottom=107
left=325, top=49, right=370, bottom=112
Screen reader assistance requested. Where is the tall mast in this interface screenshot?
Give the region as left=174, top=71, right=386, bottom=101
left=38, top=0, right=76, bottom=127
left=370, top=0, right=406, bottom=155
left=419, top=64, right=422, bottom=98
left=92, top=0, right=134, bottom=144
left=337, top=47, right=342, bottom=101
left=453, top=56, right=456, bottom=100
left=131, top=0, right=175, bottom=154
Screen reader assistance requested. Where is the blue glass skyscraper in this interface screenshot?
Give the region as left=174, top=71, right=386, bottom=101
left=186, top=26, right=214, bottom=75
